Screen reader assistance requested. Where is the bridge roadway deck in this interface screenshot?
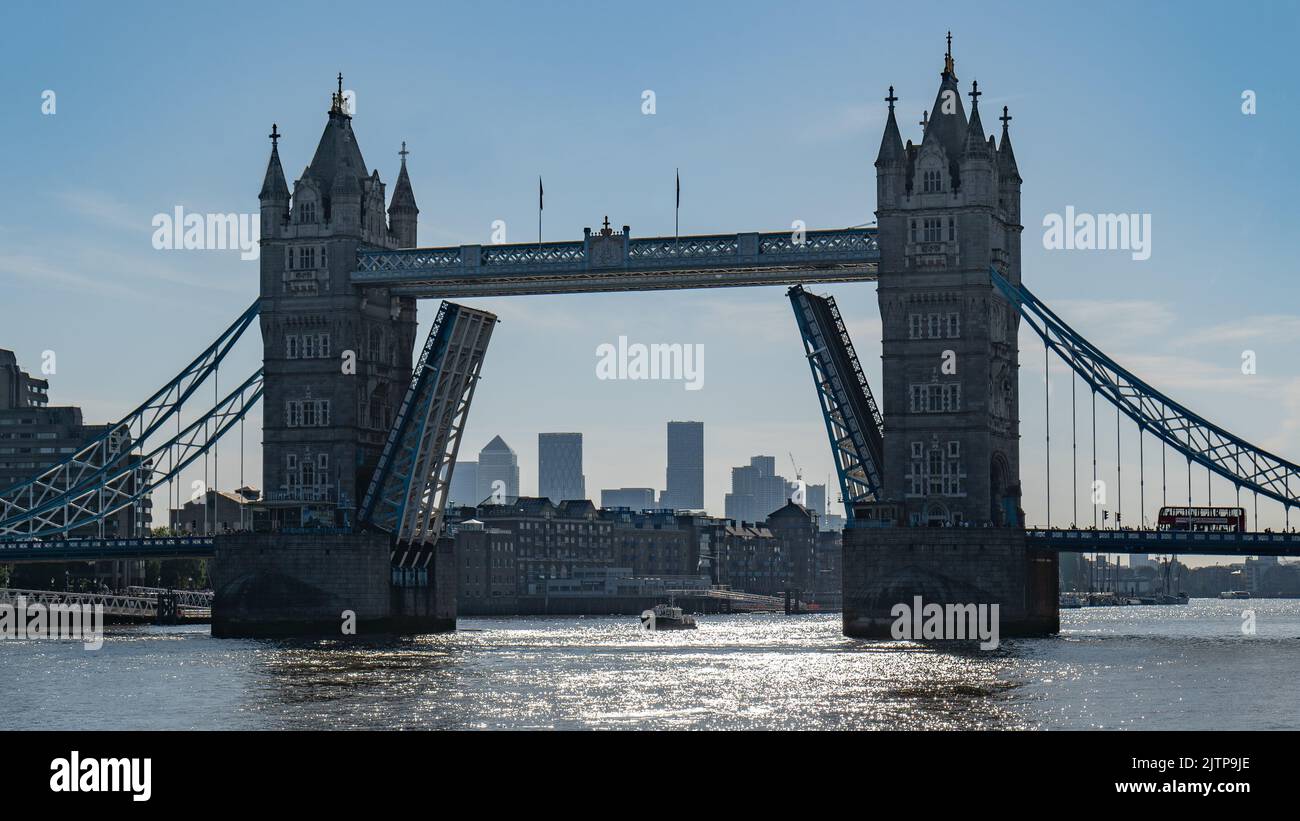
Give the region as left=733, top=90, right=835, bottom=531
left=1026, top=528, right=1300, bottom=557
left=0, top=535, right=215, bottom=563
left=6, top=528, right=1297, bottom=564
left=351, top=228, right=879, bottom=298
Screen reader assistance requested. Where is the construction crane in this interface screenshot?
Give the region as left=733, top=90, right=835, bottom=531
left=788, top=452, right=803, bottom=481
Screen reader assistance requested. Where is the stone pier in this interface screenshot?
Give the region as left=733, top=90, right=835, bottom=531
left=842, top=527, right=1058, bottom=638
left=210, top=532, right=455, bottom=638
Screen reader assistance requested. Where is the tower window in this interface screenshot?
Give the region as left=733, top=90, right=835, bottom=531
left=923, top=169, right=942, bottom=193
left=908, top=314, right=922, bottom=339
left=923, top=218, right=943, bottom=243
left=946, top=312, right=960, bottom=338
left=948, top=217, right=956, bottom=241
left=909, top=383, right=962, bottom=413
left=299, top=202, right=317, bottom=224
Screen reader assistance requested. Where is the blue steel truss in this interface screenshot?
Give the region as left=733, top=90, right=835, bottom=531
left=991, top=267, right=1300, bottom=511
left=359, top=301, right=497, bottom=551
left=353, top=227, right=879, bottom=298
left=788, top=285, right=884, bottom=522
left=0, top=300, right=258, bottom=509
left=0, top=371, right=263, bottom=538
left=0, top=301, right=262, bottom=539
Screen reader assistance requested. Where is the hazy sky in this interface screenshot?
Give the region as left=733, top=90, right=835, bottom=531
left=3, top=0, right=1299, bottom=554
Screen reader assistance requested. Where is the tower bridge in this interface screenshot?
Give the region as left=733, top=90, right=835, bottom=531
left=4, top=39, right=1300, bottom=637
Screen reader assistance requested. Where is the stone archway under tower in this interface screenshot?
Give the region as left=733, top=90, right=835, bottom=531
left=990, top=452, right=1013, bottom=526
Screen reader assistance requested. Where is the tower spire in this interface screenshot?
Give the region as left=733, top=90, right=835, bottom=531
left=389, top=139, right=419, bottom=247
left=998, top=105, right=1020, bottom=181
left=330, top=72, right=348, bottom=116
left=875, top=86, right=905, bottom=167
left=259, top=124, right=289, bottom=202
left=962, top=80, right=989, bottom=159
left=944, top=30, right=955, bottom=78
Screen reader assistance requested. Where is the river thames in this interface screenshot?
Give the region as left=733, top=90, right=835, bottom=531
left=2, top=598, right=1298, bottom=730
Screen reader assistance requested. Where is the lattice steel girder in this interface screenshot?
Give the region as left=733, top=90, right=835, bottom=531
left=991, top=267, right=1300, bottom=510
left=0, top=300, right=258, bottom=519
left=353, top=228, right=879, bottom=298
left=788, top=285, right=884, bottom=522
left=0, top=371, right=263, bottom=538
left=360, top=302, right=498, bottom=549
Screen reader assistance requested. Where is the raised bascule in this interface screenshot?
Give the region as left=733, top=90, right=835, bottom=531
left=7, top=41, right=1300, bottom=638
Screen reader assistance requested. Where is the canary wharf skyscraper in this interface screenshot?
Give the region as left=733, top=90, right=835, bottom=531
left=662, top=421, right=704, bottom=511
left=538, top=432, right=585, bottom=503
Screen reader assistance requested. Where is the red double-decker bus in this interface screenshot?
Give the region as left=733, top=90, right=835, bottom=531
left=1156, top=506, right=1245, bottom=533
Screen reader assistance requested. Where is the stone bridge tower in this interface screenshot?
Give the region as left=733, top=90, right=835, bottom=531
left=874, top=34, right=1023, bottom=528
left=842, top=36, right=1057, bottom=638
left=256, top=78, right=420, bottom=528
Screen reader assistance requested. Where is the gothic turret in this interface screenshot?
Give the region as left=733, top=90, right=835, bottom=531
left=959, top=81, right=994, bottom=200
left=388, top=142, right=419, bottom=248
left=961, top=82, right=988, bottom=158
left=259, top=124, right=290, bottom=239
left=997, top=105, right=1021, bottom=183
left=875, top=88, right=906, bottom=207
left=997, top=104, right=1022, bottom=233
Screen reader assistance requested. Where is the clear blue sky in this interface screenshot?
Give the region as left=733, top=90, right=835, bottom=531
left=2, top=0, right=1299, bottom=545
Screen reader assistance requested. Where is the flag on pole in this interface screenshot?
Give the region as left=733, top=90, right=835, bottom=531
left=675, top=168, right=680, bottom=248
left=538, top=176, right=543, bottom=244
left=539, top=176, right=544, bottom=211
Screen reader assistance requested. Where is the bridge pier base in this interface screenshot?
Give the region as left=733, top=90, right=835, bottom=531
left=842, top=528, right=1058, bottom=639
left=210, top=532, right=455, bottom=638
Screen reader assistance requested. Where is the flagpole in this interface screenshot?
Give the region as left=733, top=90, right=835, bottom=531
left=538, top=176, right=543, bottom=246
left=674, top=168, right=680, bottom=256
